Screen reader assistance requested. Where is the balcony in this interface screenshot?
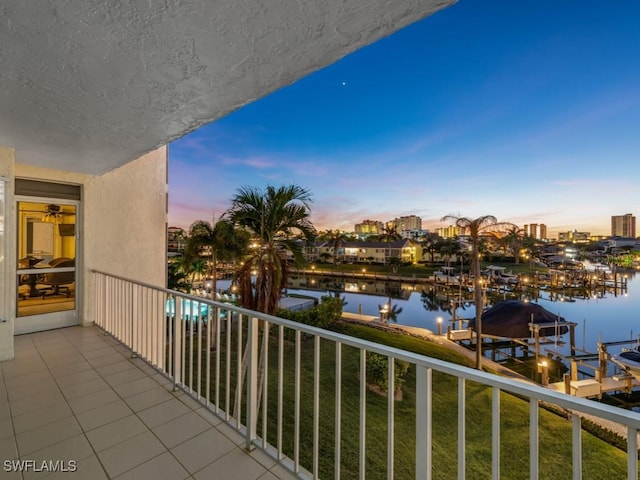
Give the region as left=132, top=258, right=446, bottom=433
left=3, top=270, right=640, bottom=479
left=0, top=326, right=295, bottom=479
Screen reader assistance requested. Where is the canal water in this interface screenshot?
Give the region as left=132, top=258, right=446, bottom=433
left=216, top=268, right=640, bottom=359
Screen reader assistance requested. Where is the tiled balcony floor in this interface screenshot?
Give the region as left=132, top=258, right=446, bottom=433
left=0, top=326, right=296, bottom=480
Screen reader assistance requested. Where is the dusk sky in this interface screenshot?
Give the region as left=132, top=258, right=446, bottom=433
left=168, top=0, right=640, bottom=237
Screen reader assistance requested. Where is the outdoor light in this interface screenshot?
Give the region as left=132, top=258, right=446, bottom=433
left=436, top=316, right=443, bottom=336
left=380, top=304, right=389, bottom=322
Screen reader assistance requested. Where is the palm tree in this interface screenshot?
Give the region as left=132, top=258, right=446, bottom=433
left=437, top=237, right=460, bottom=268
left=321, top=229, right=349, bottom=267
left=441, top=214, right=507, bottom=369
left=225, top=185, right=316, bottom=315
left=501, top=226, right=526, bottom=264
left=187, top=219, right=249, bottom=298
left=421, top=232, right=440, bottom=265
left=381, top=223, right=401, bottom=266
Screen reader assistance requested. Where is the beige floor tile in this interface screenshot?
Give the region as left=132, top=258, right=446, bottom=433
left=170, top=428, right=237, bottom=474
left=75, top=399, right=133, bottom=432
left=193, top=448, right=267, bottom=480
left=10, top=390, right=67, bottom=417
left=54, top=368, right=103, bottom=387
left=97, top=431, right=166, bottom=478
left=95, top=360, right=136, bottom=378
left=16, top=417, right=82, bottom=456
left=0, top=436, right=19, bottom=460
left=112, top=377, right=160, bottom=398
left=85, top=352, right=127, bottom=368
left=103, top=367, right=148, bottom=387
left=123, top=386, right=176, bottom=412
left=194, top=407, right=222, bottom=426
left=85, top=414, right=148, bottom=452
left=48, top=360, right=94, bottom=378
left=152, top=411, right=211, bottom=449
left=22, top=434, right=94, bottom=480
left=112, top=452, right=189, bottom=480
left=13, top=401, right=73, bottom=434
left=137, top=398, right=192, bottom=429
left=0, top=418, right=14, bottom=441
left=59, top=376, right=111, bottom=400
left=7, top=381, right=61, bottom=404
left=66, top=388, right=120, bottom=415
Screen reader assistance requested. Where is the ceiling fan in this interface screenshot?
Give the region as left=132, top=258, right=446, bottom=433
left=42, top=204, right=63, bottom=223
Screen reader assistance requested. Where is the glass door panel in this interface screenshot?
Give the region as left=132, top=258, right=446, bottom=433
left=15, top=200, right=77, bottom=332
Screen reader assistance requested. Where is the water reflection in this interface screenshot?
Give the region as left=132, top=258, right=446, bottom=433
left=218, top=269, right=639, bottom=357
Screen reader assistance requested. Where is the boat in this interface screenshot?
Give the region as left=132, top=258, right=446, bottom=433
left=431, top=266, right=460, bottom=284
left=481, top=265, right=519, bottom=285
left=611, top=349, right=640, bottom=380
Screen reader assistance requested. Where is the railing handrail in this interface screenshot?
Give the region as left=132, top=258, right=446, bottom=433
left=92, top=269, right=640, bottom=431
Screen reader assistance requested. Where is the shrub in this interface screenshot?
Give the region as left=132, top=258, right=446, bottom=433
left=365, top=351, right=410, bottom=393
left=275, top=296, right=344, bottom=337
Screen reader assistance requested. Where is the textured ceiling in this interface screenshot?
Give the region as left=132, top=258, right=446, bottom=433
left=0, top=0, right=455, bottom=175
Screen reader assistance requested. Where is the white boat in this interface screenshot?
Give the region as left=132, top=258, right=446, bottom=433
left=432, top=266, right=460, bottom=284
left=482, top=265, right=519, bottom=285
left=611, top=349, right=640, bottom=380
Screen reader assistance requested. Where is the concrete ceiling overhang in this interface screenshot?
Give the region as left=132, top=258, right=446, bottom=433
left=0, top=0, right=455, bottom=175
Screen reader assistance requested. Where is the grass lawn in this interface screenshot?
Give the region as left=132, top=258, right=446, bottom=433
left=181, top=319, right=631, bottom=479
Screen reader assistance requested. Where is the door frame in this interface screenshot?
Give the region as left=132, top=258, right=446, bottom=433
left=14, top=194, right=82, bottom=334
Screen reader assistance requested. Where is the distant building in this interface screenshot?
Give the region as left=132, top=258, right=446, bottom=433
left=539, top=224, right=547, bottom=240
left=435, top=225, right=463, bottom=239
left=524, top=223, right=547, bottom=239
left=389, top=215, right=422, bottom=233
left=340, top=239, right=420, bottom=265
left=355, top=219, right=384, bottom=236
left=557, top=230, right=590, bottom=243
left=167, top=226, right=186, bottom=253
left=611, top=213, right=636, bottom=238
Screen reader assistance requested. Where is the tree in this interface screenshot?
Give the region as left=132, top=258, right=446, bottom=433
left=501, top=226, right=526, bottom=264
left=225, top=185, right=317, bottom=315
left=421, top=232, right=440, bottom=265
left=441, top=214, right=507, bottom=369
left=382, top=223, right=401, bottom=266
left=187, top=219, right=249, bottom=298
left=322, top=229, right=349, bottom=266
left=437, top=237, right=460, bottom=268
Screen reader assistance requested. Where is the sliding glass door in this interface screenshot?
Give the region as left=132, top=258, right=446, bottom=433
left=15, top=197, right=79, bottom=334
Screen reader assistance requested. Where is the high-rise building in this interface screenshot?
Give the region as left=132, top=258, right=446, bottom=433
left=539, top=224, right=547, bottom=240
left=435, top=225, right=463, bottom=238
left=391, top=215, right=422, bottom=233
left=611, top=213, right=636, bottom=238
left=355, top=219, right=384, bottom=236
left=524, top=223, right=547, bottom=239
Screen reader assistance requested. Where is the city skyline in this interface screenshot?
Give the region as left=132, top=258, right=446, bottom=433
left=168, top=0, right=640, bottom=237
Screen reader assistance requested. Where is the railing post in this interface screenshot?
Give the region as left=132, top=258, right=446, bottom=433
left=173, top=295, right=182, bottom=391
left=416, top=365, right=432, bottom=480
left=246, top=315, right=259, bottom=451
left=628, top=426, right=638, bottom=480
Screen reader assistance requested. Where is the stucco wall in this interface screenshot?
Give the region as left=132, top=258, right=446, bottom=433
left=84, top=147, right=168, bottom=323
left=0, top=146, right=15, bottom=360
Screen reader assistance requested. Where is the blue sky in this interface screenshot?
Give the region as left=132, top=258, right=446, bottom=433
left=169, top=0, right=640, bottom=237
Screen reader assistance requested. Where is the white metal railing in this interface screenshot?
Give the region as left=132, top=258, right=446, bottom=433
left=92, top=270, right=640, bottom=479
